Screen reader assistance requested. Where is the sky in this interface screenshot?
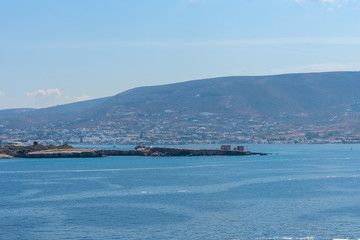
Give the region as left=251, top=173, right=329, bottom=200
left=0, top=0, right=360, bottom=110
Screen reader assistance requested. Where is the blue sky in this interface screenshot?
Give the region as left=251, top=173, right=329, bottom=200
left=0, top=0, right=360, bottom=109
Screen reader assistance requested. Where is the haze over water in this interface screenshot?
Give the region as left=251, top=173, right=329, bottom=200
left=1, top=144, right=360, bottom=239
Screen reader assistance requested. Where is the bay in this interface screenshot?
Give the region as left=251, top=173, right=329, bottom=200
left=1, top=144, right=360, bottom=240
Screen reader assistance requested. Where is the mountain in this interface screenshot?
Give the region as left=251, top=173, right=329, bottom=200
left=0, top=108, right=35, bottom=119
left=1, top=71, right=360, bottom=132
left=0, top=97, right=110, bottom=128
left=93, top=71, right=360, bottom=120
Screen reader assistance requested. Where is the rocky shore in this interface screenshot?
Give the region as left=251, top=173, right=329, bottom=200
left=1, top=146, right=267, bottom=158
left=0, top=153, right=13, bottom=159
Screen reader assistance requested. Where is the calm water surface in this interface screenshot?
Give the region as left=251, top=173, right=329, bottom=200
left=1, top=144, right=360, bottom=240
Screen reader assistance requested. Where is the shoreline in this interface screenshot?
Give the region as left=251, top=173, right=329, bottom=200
left=1, top=146, right=267, bottom=159
left=0, top=153, right=13, bottom=159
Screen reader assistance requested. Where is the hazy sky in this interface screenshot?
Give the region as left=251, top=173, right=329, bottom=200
left=1, top=0, right=360, bottom=109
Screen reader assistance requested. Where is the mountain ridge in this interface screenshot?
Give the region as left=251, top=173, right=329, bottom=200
left=1, top=71, right=360, bottom=132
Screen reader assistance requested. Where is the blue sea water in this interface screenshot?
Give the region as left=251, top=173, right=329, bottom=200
left=1, top=144, right=360, bottom=240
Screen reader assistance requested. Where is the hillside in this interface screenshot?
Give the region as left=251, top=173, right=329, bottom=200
left=1, top=71, right=360, bottom=143
left=90, top=71, right=360, bottom=121
left=0, top=97, right=110, bottom=129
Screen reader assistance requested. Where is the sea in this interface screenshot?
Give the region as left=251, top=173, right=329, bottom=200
left=1, top=144, right=360, bottom=240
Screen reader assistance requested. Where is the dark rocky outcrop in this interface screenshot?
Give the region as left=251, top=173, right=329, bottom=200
left=1, top=146, right=267, bottom=158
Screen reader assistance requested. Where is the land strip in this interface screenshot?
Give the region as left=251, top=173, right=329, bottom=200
left=1, top=146, right=267, bottom=158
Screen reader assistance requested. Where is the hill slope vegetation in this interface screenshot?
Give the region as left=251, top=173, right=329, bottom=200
left=1, top=71, right=360, bottom=130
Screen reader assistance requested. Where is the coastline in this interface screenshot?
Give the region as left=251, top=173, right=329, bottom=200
left=0, top=153, right=13, bottom=159
left=1, top=146, right=267, bottom=159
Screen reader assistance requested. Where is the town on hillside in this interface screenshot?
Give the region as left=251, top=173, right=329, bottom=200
left=1, top=112, right=359, bottom=146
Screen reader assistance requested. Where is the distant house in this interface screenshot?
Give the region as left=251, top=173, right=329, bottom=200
left=221, top=145, right=231, bottom=151
left=234, top=146, right=244, bottom=151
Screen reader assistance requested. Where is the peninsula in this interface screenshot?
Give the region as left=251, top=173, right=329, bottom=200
left=0, top=143, right=267, bottom=158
